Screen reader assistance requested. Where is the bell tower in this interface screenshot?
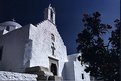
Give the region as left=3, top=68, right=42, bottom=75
left=44, top=4, right=56, bottom=24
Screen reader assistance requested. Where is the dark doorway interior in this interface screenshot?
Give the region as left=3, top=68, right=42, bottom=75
left=0, top=46, right=3, bottom=61
left=50, top=63, right=57, bottom=76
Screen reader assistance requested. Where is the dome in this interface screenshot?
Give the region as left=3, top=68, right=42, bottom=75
left=0, top=21, right=22, bottom=28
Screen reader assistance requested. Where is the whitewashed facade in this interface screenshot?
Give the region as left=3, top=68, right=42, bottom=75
left=0, top=5, right=90, bottom=81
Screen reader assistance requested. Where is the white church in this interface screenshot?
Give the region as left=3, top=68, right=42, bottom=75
left=0, top=5, right=90, bottom=81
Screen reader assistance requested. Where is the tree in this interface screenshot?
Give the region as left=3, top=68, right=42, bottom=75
left=108, top=19, right=120, bottom=81
left=76, top=12, right=120, bottom=81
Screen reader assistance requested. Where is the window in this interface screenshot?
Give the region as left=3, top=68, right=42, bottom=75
left=77, top=56, right=81, bottom=61
left=82, top=74, right=84, bottom=79
left=51, top=34, right=55, bottom=42
left=6, top=26, right=10, bottom=31
left=0, top=46, right=3, bottom=61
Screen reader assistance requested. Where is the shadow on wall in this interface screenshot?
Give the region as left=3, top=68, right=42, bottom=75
left=62, top=63, right=67, bottom=80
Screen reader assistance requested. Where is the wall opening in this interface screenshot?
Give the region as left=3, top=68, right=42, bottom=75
left=50, top=63, right=57, bottom=76
left=50, top=10, right=53, bottom=22
left=82, top=74, right=84, bottom=79
left=6, top=26, right=10, bottom=31
left=0, top=46, right=3, bottom=61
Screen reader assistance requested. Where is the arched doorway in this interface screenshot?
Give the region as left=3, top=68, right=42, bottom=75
left=50, top=63, right=57, bottom=76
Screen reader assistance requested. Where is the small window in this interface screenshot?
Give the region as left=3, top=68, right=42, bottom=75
left=51, top=34, right=55, bottom=42
left=6, top=26, right=10, bottom=31
left=0, top=46, right=3, bottom=61
left=82, top=74, right=84, bottom=79
left=77, top=56, right=81, bottom=61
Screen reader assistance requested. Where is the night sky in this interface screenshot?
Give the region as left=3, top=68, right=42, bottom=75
left=0, top=0, right=120, bottom=54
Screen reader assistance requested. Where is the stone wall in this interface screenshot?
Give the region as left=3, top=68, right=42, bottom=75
left=0, top=71, right=37, bottom=81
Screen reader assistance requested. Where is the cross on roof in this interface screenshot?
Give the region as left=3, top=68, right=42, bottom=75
left=12, top=18, right=16, bottom=22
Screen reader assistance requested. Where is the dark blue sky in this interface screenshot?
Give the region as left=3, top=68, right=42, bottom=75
left=0, top=0, right=120, bottom=54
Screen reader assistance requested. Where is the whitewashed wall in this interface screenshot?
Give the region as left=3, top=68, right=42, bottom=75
left=74, top=61, right=90, bottom=81
left=0, top=26, right=30, bottom=72
left=65, top=53, right=90, bottom=81
left=64, top=62, right=75, bottom=80
left=29, top=20, right=68, bottom=77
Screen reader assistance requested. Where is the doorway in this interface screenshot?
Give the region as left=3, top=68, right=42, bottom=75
left=50, top=63, right=57, bottom=76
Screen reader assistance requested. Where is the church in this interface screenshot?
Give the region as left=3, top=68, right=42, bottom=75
left=0, top=4, right=90, bottom=81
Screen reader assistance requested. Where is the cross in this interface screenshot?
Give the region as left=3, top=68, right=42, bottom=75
left=49, top=4, right=51, bottom=7
left=51, top=43, right=55, bottom=55
left=12, top=18, right=15, bottom=22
